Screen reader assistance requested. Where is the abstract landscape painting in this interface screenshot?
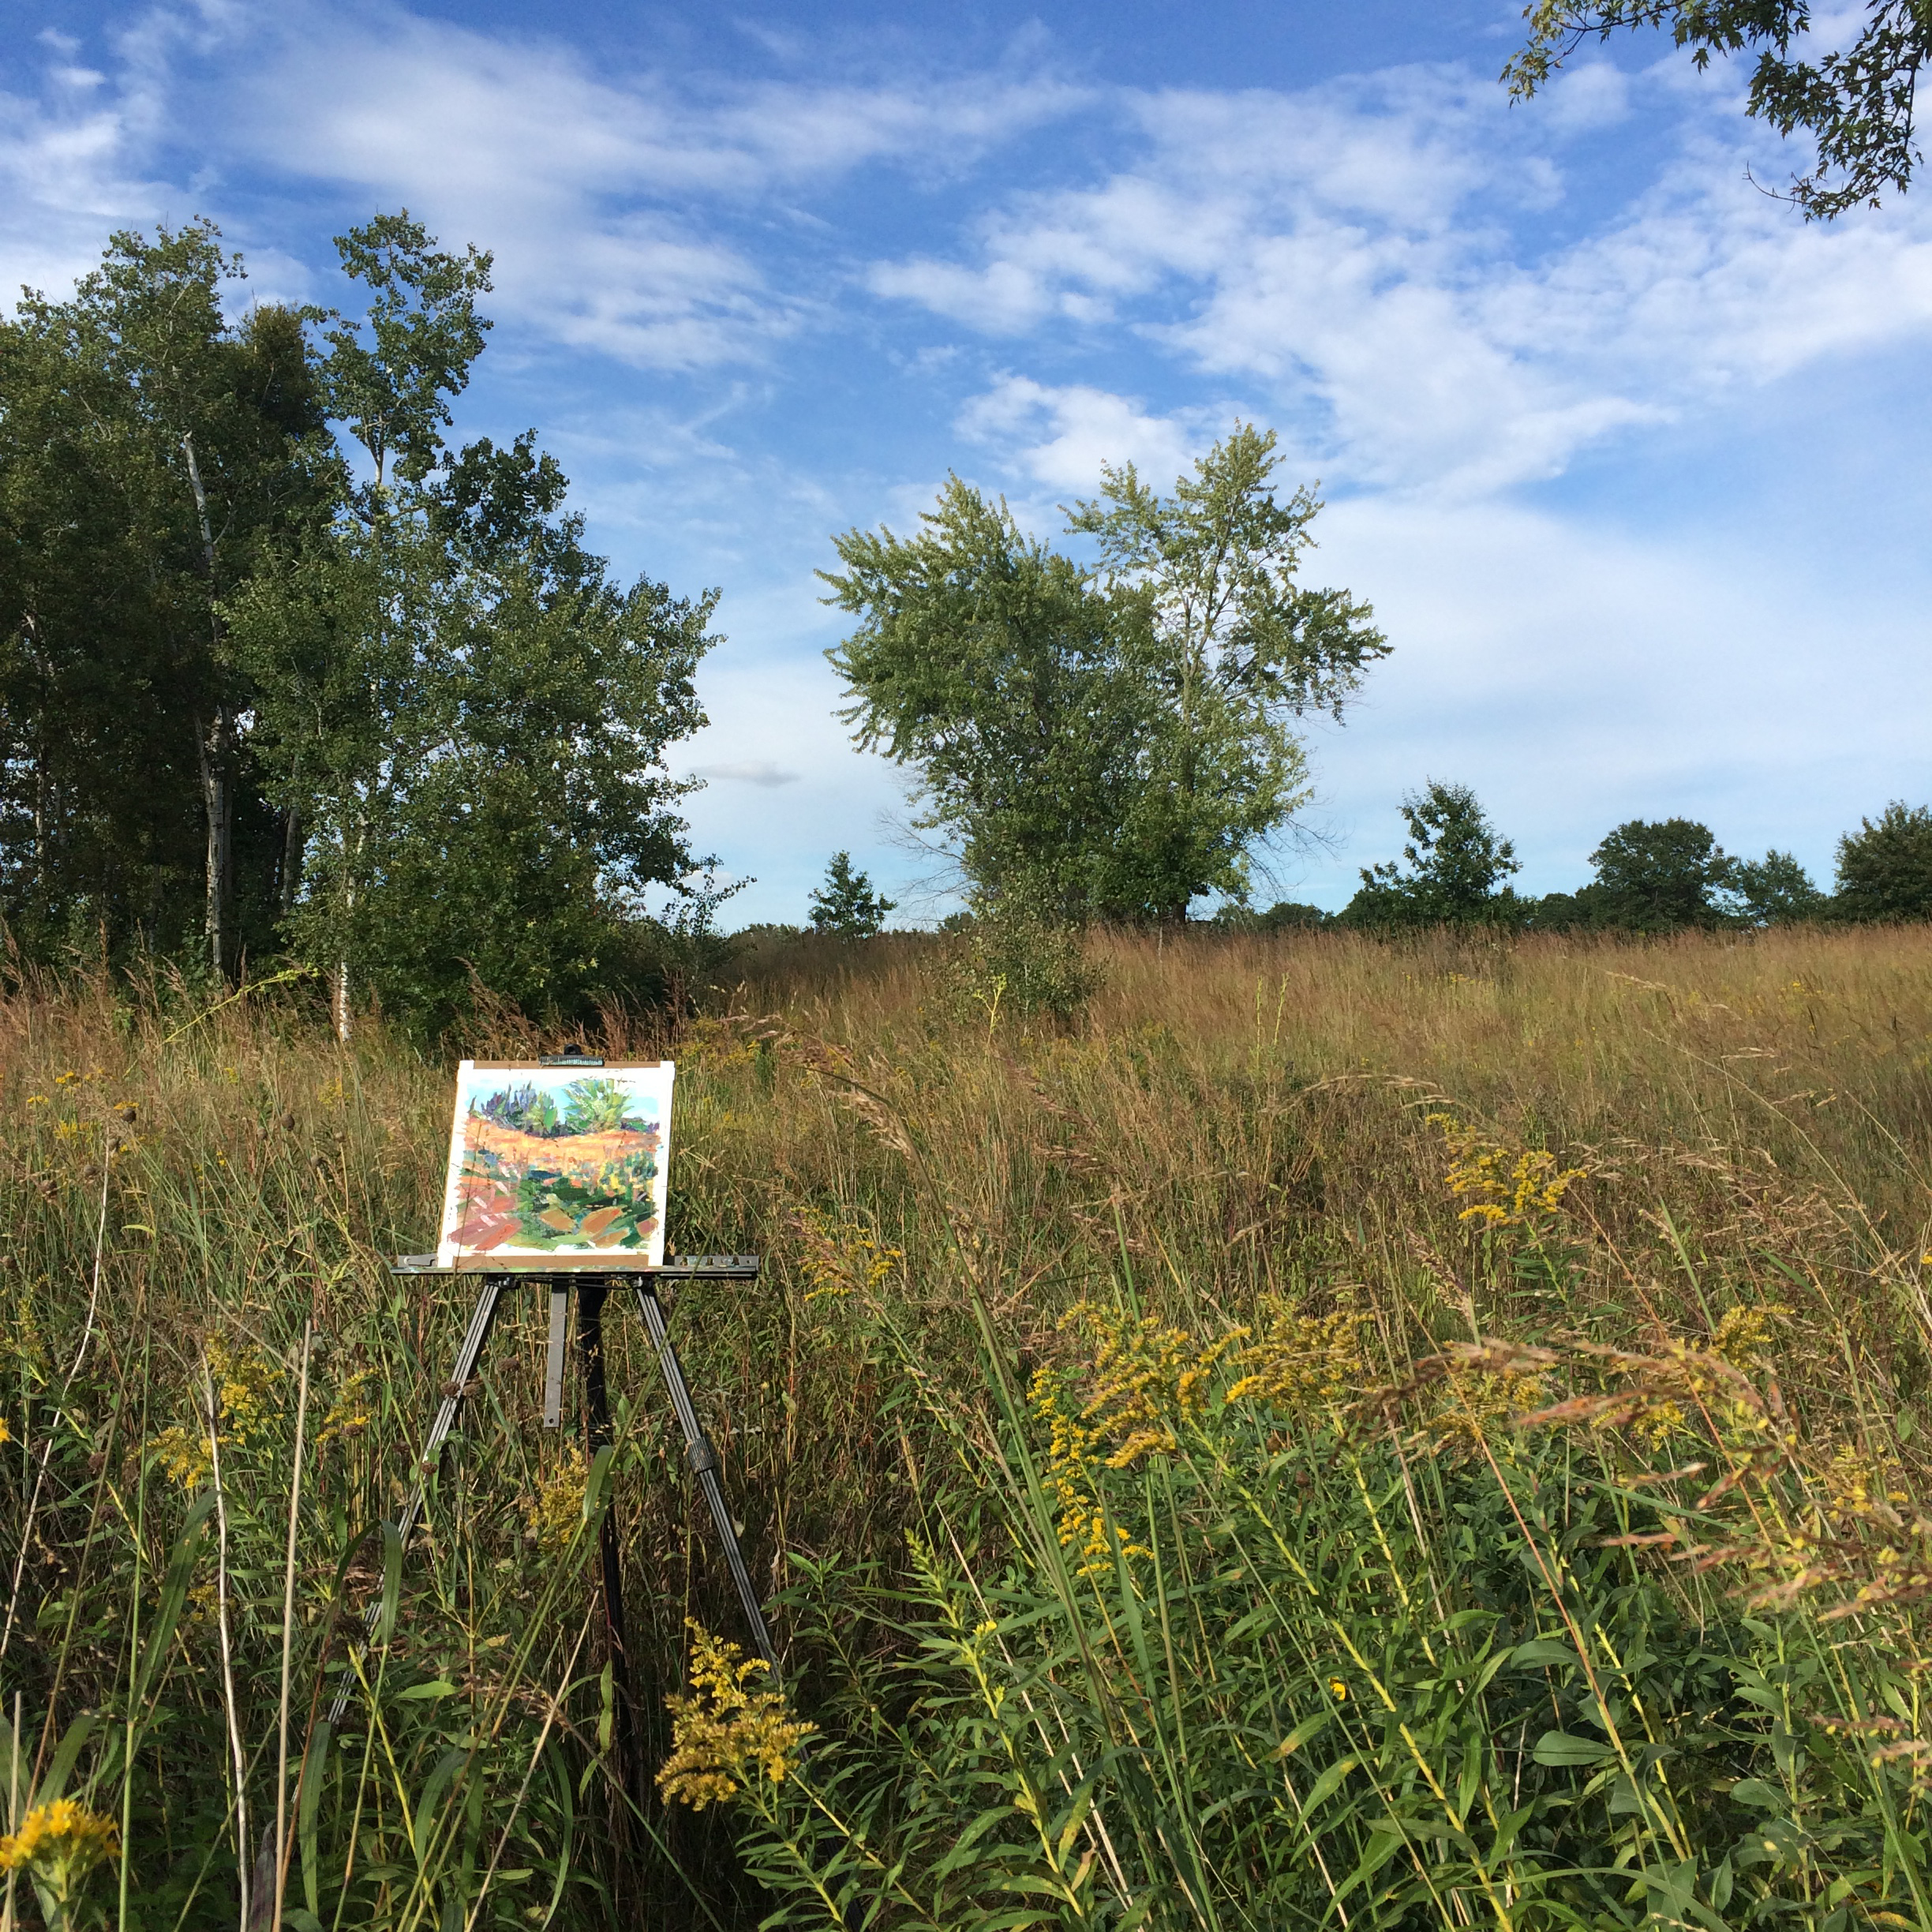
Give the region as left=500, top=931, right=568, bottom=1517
left=434, top=1061, right=674, bottom=1267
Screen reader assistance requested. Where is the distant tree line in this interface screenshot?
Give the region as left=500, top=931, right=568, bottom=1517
left=1220, top=784, right=1932, bottom=934
left=0, top=215, right=720, bottom=1033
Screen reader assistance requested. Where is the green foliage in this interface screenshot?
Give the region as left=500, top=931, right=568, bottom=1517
left=319, top=210, right=492, bottom=497
left=560, top=1076, right=643, bottom=1134
left=1582, top=817, right=1739, bottom=932
left=1730, top=848, right=1829, bottom=925
left=478, top=1080, right=564, bottom=1135
left=718, top=1293, right=1932, bottom=1931
left=807, top=852, right=896, bottom=937
left=227, top=216, right=717, bottom=1038
left=1067, top=424, right=1390, bottom=923
left=0, top=222, right=331, bottom=969
left=1213, top=897, right=1334, bottom=930
left=1504, top=0, right=1930, bottom=219
left=1342, top=780, right=1524, bottom=929
left=944, top=878, right=1099, bottom=1028
left=1834, top=801, right=1932, bottom=922
left=824, top=479, right=1148, bottom=921
left=0, top=214, right=717, bottom=1033
left=825, top=427, right=1387, bottom=925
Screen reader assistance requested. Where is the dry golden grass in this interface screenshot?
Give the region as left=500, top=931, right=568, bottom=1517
left=6, top=923, right=1932, bottom=1926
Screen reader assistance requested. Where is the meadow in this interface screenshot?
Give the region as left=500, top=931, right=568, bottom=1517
left=6, top=923, right=1932, bottom=1931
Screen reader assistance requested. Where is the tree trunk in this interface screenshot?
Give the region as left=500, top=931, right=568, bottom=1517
left=180, top=433, right=234, bottom=982
left=195, top=707, right=235, bottom=979
left=277, top=800, right=303, bottom=919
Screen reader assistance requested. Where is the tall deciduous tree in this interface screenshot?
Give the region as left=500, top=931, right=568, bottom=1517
left=1505, top=0, right=1927, bottom=218
left=0, top=223, right=328, bottom=969
left=233, top=217, right=717, bottom=1038
left=1067, top=425, right=1388, bottom=923
left=825, top=429, right=1387, bottom=925
left=824, top=479, right=1149, bottom=919
left=1584, top=818, right=1738, bottom=930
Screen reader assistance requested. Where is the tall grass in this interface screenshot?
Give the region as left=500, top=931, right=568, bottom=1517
left=4, top=925, right=1932, bottom=1927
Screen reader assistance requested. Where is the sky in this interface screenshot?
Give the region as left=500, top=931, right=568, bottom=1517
left=4, top=0, right=1930, bottom=923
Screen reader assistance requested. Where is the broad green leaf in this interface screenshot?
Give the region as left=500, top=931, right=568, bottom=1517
left=1533, top=1730, right=1616, bottom=1768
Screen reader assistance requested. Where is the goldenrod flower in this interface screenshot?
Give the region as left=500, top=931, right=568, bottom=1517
left=522, top=1445, right=590, bottom=1553
left=1427, top=1114, right=1585, bottom=1228
left=658, top=1623, right=814, bottom=1810
left=149, top=1424, right=212, bottom=1492
left=0, top=1797, right=121, bottom=1915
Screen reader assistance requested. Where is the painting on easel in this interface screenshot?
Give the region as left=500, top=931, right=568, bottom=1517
left=435, top=1060, right=674, bottom=1269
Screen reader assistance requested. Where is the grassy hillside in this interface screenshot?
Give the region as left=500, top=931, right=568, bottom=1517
left=6, top=926, right=1932, bottom=1930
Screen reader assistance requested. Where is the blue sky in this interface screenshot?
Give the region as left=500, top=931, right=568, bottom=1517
left=6, top=0, right=1930, bottom=923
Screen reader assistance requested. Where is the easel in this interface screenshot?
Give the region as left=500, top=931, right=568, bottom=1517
left=322, top=1255, right=777, bottom=1802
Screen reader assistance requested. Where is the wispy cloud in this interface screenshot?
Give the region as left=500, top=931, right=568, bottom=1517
left=874, top=64, right=1932, bottom=496
left=692, top=760, right=802, bottom=787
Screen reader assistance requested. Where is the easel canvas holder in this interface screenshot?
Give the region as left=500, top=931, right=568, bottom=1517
left=324, top=1056, right=773, bottom=1802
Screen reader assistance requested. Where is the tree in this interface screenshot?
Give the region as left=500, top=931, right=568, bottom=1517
left=824, top=428, right=1387, bottom=925
left=824, top=479, right=1154, bottom=921
left=808, top=852, right=896, bottom=936
left=1213, top=899, right=1332, bottom=930
left=0, top=223, right=330, bottom=970
left=1504, top=0, right=1928, bottom=219
left=230, top=215, right=718, bottom=1036
left=1342, top=781, right=1524, bottom=928
left=1729, top=849, right=1828, bottom=924
left=1066, top=425, right=1389, bottom=923
left=1834, top=802, right=1932, bottom=920
left=1584, top=818, right=1737, bottom=930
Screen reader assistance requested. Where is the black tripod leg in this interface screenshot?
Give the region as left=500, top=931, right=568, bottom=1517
left=327, top=1275, right=507, bottom=1726
left=632, top=1282, right=777, bottom=1668
left=578, top=1283, right=640, bottom=1811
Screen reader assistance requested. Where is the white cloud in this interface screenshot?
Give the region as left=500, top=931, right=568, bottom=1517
left=1288, top=492, right=1932, bottom=901
left=957, top=376, right=1234, bottom=492
left=869, top=66, right=1932, bottom=495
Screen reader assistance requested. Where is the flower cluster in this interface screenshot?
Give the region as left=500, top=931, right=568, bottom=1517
left=1071, top=1304, right=1237, bottom=1466
left=316, top=1365, right=377, bottom=1447
left=657, top=1622, right=814, bottom=1810
left=1030, top=1305, right=1241, bottom=1575
left=1029, top=1367, right=1148, bottom=1577
left=146, top=1333, right=285, bottom=1490
left=1427, top=1114, right=1586, bottom=1228
left=791, top=1206, right=902, bottom=1305
left=205, top=1335, right=282, bottom=1445
left=0, top=1797, right=121, bottom=1907
left=1226, top=1306, right=1369, bottom=1413
left=522, top=1445, right=590, bottom=1553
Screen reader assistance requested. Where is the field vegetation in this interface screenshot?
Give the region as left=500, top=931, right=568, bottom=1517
left=6, top=923, right=1932, bottom=1930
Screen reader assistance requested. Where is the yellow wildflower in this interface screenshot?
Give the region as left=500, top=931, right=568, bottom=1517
left=1226, top=1307, right=1369, bottom=1411
left=149, top=1423, right=212, bottom=1491
left=0, top=1797, right=121, bottom=1913
left=658, top=1622, right=814, bottom=1810
left=523, top=1446, right=590, bottom=1553
left=1427, top=1114, right=1585, bottom=1228
left=204, top=1335, right=280, bottom=1446
left=316, top=1367, right=376, bottom=1447
left=791, top=1207, right=902, bottom=1305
